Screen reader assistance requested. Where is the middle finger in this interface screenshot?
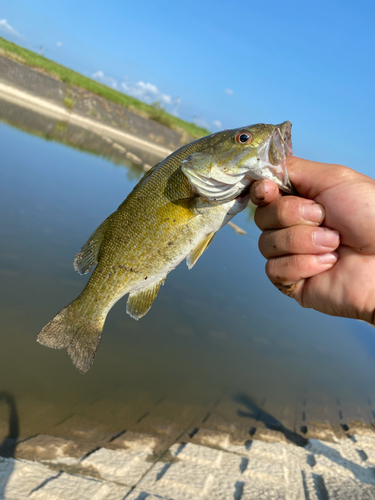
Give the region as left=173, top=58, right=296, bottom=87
left=254, top=196, right=325, bottom=231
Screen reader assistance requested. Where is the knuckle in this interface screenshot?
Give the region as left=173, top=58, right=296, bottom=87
left=265, top=257, right=290, bottom=283
left=258, top=230, right=276, bottom=257
left=284, top=229, right=294, bottom=252
left=276, top=197, right=300, bottom=227
left=266, top=254, right=309, bottom=284
left=261, top=228, right=297, bottom=257
left=265, top=259, right=276, bottom=281
left=254, top=206, right=268, bottom=230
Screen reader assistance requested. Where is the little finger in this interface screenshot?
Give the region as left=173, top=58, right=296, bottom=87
left=265, top=252, right=338, bottom=288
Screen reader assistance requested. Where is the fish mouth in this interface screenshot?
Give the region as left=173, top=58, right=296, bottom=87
left=274, top=121, right=293, bottom=158
left=259, top=121, right=294, bottom=194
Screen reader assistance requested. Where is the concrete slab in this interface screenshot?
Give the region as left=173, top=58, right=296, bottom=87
left=3, top=423, right=375, bottom=499
left=29, top=473, right=130, bottom=500
left=0, top=458, right=58, bottom=500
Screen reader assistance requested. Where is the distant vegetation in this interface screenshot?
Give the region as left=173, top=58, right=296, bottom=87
left=0, top=37, right=210, bottom=140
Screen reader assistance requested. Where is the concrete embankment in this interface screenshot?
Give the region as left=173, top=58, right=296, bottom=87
left=0, top=55, right=189, bottom=163
left=3, top=419, right=375, bottom=499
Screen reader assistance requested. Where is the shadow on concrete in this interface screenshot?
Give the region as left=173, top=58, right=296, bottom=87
left=0, top=391, right=19, bottom=498
left=232, top=393, right=308, bottom=447
left=233, top=393, right=375, bottom=486
left=307, top=439, right=375, bottom=486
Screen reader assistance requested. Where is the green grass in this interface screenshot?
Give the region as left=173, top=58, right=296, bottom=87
left=63, top=96, right=75, bottom=109
left=0, top=37, right=210, bottom=140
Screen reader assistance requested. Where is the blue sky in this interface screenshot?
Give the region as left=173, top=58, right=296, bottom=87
left=1, top=0, right=375, bottom=175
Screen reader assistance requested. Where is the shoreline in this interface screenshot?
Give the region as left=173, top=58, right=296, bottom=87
left=0, top=81, right=173, bottom=159
left=0, top=55, right=188, bottom=158
left=0, top=37, right=209, bottom=141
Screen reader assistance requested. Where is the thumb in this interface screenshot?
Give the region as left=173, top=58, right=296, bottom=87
left=286, top=156, right=358, bottom=200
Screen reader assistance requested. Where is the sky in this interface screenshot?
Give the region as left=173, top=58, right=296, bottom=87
left=1, top=0, right=375, bottom=175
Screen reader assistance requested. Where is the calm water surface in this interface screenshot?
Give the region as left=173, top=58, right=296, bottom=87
left=1, top=121, right=375, bottom=439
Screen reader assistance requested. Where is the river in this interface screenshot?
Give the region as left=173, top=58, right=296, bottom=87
left=1, top=102, right=375, bottom=445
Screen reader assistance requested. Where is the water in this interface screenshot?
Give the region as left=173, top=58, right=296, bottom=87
left=1, top=115, right=375, bottom=444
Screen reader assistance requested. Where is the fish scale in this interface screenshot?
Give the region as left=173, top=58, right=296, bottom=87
left=38, top=122, right=293, bottom=373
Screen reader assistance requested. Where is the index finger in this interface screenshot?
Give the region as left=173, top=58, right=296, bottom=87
left=250, top=179, right=280, bottom=206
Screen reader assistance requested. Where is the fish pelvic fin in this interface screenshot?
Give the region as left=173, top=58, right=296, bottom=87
left=127, top=278, right=165, bottom=320
left=37, top=299, right=105, bottom=374
left=186, top=232, right=216, bottom=270
left=73, top=215, right=112, bottom=275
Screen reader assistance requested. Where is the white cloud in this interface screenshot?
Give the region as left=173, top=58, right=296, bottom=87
left=225, top=88, right=234, bottom=95
left=92, top=70, right=118, bottom=89
left=56, top=41, right=63, bottom=47
left=212, top=120, right=222, bottom=129
left=193, top=117, right=209, bottom=129
left=0, top=19, right=24, bottom=38
left=171, top=97, right=181, bottom=116
left=121, top=80, right=172, bottom=106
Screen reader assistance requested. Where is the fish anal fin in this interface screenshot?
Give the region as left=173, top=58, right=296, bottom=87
left=73, top=216, right=112, bottom=275
left=186, top=232, right=216, bottom=270
left=126, top=278, right=165, bottom=320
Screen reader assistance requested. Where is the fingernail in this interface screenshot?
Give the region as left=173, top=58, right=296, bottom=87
left=301, top=202, right=324, bottom=223
left=318, top=252, right=338, bottom=264
left=254, top=182, right=264, bottom=201
left=314, top=228, right=340, bottom=248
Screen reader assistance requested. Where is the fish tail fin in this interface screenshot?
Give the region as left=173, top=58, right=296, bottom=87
left=37, top=299, right=105, bottom=374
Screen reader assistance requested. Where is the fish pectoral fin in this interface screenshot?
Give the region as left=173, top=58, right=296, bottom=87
left=126, top=278, right=166, bottom=320
left=73, top=216, right=112, bottom=275
left=157, top=198, right=198, bottom=226
left=186, top=232, right=216, bottom=270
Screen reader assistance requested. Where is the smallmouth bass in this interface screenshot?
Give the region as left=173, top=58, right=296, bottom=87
left=38, top=122, right=293, bottom=373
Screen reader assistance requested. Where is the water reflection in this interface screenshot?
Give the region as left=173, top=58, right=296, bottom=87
left=0, top=97, right=159, bottom=181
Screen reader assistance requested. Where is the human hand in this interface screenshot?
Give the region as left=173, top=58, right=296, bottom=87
left=250, top=156, right=375, bottom=324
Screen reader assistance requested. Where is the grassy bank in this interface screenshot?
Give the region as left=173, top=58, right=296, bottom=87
left=0, top=37, right=210, bottom=139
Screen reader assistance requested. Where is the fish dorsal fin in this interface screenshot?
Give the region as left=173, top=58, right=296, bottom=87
left=117, top=162, right=160, bottom=211
left=73, top=216, right=112, bottom=275
left=186, top=232, right=216, bottom=270
left=126, top=278, right=166, bottom=320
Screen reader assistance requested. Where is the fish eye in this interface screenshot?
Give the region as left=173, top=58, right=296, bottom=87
left=235, top=132, right=252, bottom=144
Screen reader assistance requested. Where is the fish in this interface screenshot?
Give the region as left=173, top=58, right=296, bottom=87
left=37, top=121, right=294, bottom=373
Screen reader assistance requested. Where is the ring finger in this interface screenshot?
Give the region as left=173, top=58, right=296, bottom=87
left=259, top=226, right=340, bottom=259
